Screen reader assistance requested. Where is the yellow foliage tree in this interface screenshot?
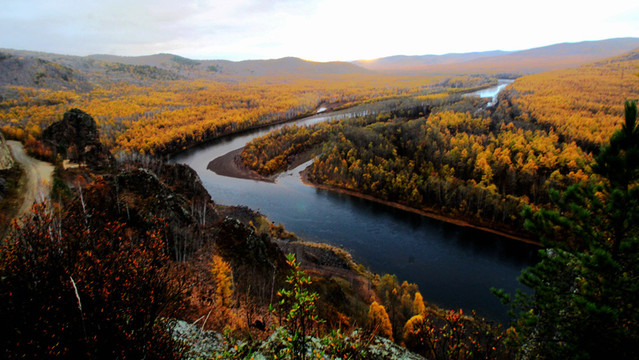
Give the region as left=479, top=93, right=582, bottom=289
left=367, top=301, right=393, bottom=341
left=413, top=291, right=426, bottom=317
left=211, top=254, right=233, bottom=308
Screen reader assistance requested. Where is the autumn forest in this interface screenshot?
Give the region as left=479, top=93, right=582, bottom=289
left=1, top=38, right=639, bottom=360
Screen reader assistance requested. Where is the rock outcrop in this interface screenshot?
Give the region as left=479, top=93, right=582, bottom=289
left=41, top=108, right=114, bottom=169
left=0, top=134, right=14, bottom=171
left=171, top=321, right=427, bottom=360
left=216, top=217, right=285, bottom=269
left=158, top=163, right=213, bottom=205
left=0, top=135, right=15, bottom=203
left=75, top=164, right=221, bottom=261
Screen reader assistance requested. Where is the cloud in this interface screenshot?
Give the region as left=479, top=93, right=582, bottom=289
left=1, top=0, right=638, bottom=61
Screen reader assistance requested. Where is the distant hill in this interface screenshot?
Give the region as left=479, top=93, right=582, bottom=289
left=2, top=37, right=638, bottom=87
left=0, top=50, right=370, bottom=81
left=0, top=50, right=181, bottom=87
left=207, top=57, right=371, bottom=76
left=0, top=52, right=90, bottom=91
left=355, top=38, right=639, bottom=74
left=89, top=54, right=370, bottom=77
left=353, top=50, right=509, bottom=71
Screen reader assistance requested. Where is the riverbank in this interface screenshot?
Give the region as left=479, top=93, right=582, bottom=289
left=207, top=145, right=319, bottom=184
left=168, top=101, right=370, bottom=159
left=300, top=170, right=540, bottom=246
left=207, top=147, right=275, bottom=182
left=168, top=86, right=484, bottom=160
left=208, top=145, right=539, bottom=246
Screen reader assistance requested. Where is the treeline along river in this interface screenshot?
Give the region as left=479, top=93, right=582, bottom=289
left=171, top=82, right=537, bottom=323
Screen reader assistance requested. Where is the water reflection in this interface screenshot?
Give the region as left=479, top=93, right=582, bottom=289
left=171, top=82, right=536, bottom=323
left=469, top=79, right=514, bottom=106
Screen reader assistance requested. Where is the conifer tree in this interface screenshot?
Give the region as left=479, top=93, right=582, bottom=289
left=504, top=100, right=639, bottom=359
left=367, top=301, right=393, bottom=341
left=413, top=291, right=426, bottom=317
left=211, top=254, right=233, bottom=308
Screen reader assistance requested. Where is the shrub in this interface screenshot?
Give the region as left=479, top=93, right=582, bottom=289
left=0, top=202, right=187, bottom=359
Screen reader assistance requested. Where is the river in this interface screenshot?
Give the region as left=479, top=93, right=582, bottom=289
left=467, top=79, right=514, bottom=106
left=171, top=82, right=537, bottom=323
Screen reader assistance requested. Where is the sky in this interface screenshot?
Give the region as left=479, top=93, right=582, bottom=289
left=1, top=0, right=639, bottom=62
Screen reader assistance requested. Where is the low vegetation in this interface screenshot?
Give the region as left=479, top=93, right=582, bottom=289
left=0, top=202, right=188, bottom=359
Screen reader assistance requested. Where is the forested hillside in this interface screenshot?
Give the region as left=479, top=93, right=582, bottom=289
left=1, top=50, right=503, bottom=157
left=2, top=40, right=639, bottom=359
left=506, top=48, right=639, bottom=150
left=242, top=97, right=584, bottom=238
left=0, top=108, right=511, bottom=360
left=242, top=49, right=639, bottom=238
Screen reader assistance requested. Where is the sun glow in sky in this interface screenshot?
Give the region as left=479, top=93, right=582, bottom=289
left=2, top=0, right=639, bottom=62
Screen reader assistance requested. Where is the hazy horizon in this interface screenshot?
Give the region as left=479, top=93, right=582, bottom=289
left=4, top=36, right=639, bottom=64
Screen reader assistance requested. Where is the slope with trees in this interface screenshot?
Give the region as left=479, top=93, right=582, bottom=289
left=505, top=48, right=639, bottom=150
left=241, top=49, right=639, bottom=239
left=1, top=54, right=468, bottom=156
left=497, top=100, right=639, bottom=359
left=242, top=94, right=589, bottom=237
left=1, top=108, right=512, bottom=359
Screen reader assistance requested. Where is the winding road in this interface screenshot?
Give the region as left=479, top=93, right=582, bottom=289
left=7, top=141, right=54, bottom=217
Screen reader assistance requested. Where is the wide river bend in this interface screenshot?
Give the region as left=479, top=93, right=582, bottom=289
left=172, top=82, right=536, bottom=323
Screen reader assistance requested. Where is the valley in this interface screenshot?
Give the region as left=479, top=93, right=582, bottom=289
left=1, top=36, right=639, bottom=359
left=174, top=82, right=537, bottom=322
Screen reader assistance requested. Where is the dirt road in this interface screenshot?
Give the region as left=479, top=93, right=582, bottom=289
left=7, top=141, right=54, bottom=217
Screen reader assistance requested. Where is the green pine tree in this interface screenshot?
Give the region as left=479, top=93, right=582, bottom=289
left=499, top=100, right=639, bottom=359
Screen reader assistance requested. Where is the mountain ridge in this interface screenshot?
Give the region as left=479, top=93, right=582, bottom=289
left=353, top=37, right=639, bottom=73
left=0, top=49, right=371, bottom=79
left=2, top=37, right=639, bottom=83
left=353, top=50, right=510, bottom=69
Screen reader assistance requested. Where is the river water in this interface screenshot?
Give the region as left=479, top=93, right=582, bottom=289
left=171, top=83, right=537, bottom=323
left=467, top=79, right=514, bottom=106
